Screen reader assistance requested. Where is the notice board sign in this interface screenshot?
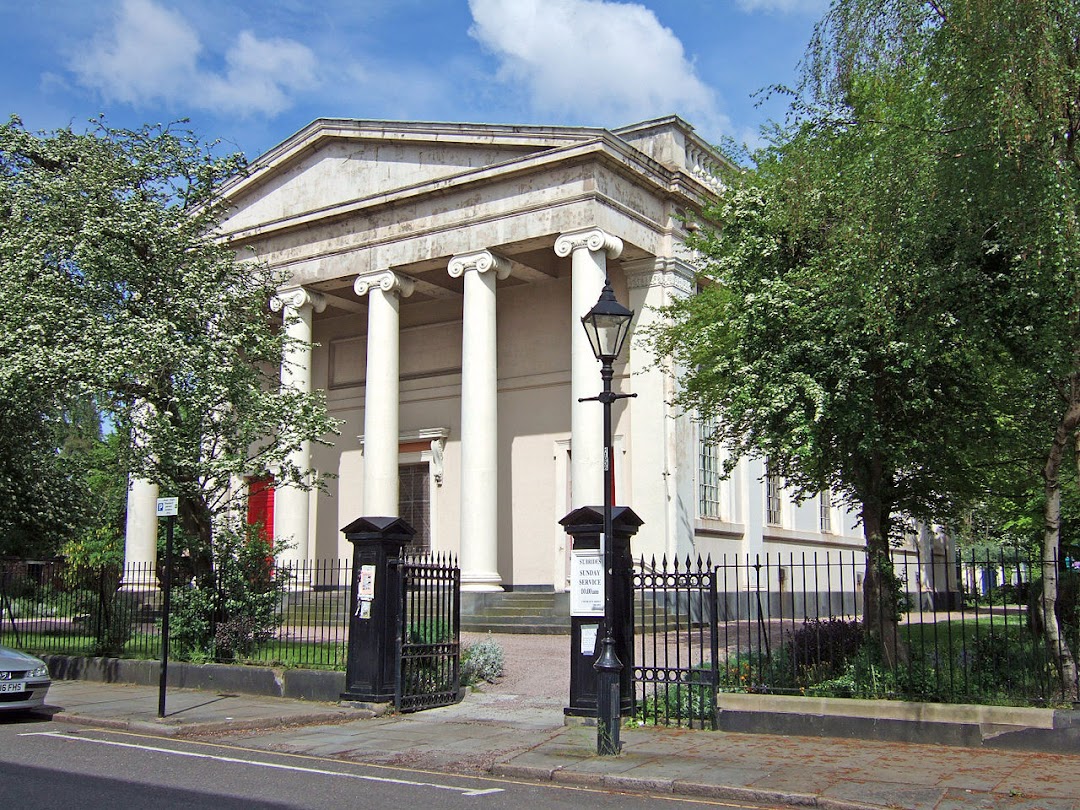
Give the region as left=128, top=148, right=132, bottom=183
left=570, top=548, right=604, bottom=617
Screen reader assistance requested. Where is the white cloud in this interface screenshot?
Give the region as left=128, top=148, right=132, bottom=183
left=70, top=0, right=317, bottom=117
left=201, top=31, right=317, bottom=115
left=735, top=0, right=829, bottom=14
left=71, top=0, right=199, bottom=105
left=467, top=0, right=729, bottom=135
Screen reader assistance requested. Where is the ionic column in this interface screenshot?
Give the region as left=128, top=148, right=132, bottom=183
left=555, top=228, right=623, bottom=508
left=124, top=476, right=158, bottom=572
left=123, top=401, right=158, bottom=581
left=449, top=250, right=510, bottom=591
left=270, top=286, right=326, bottom=567
left=354, top=271, right=414, bottom=515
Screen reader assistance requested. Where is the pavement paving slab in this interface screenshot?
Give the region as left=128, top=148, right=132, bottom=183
left=821, top=779, right=948, bottom=810
left=935, top=788, right=1080, bottom=810
left=34, top=641, right=1080, bottom=810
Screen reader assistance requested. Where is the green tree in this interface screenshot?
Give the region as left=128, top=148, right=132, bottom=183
left=802, top=0, right=1080, bottom=699
left=0, top=383, right=90, bottom=556
left=0, top=116, right=338, bottom=573
left=648, top=7, right=1021, bottom=666
left=651, top=130, right=1002, bottom=665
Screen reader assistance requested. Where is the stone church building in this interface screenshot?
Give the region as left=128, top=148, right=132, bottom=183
left=124, top=115, right=932, bottom=598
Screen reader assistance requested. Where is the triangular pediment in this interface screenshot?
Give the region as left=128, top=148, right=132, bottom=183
left=221, top=119, right=606, bottom=234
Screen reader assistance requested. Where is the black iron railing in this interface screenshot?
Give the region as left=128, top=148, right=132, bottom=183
left=395, top=552, right=461, bottom=712
left=633, top=555, right=719, bottom=728
left=634, top=548, right=1080, bottom=726
left=0, top=557, right=353, bottom=670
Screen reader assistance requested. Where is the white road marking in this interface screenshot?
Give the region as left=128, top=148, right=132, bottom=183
left=19, top=731, right=503, bottom=797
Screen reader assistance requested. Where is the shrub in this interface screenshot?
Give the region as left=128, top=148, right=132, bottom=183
left=788, top=618, right=865, bottom=684
left=406, top=620, right=452, bottom=646
left=166, top=525, right=286, bottom=662
left=461, top=636, right=504, bottom=685
left=638, top=662, right=716, bottom=726
left=61, top=527, right=132, bottom=655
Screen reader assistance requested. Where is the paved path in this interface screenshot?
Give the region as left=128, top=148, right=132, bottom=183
left=37, top=675, right=1080, bottom=810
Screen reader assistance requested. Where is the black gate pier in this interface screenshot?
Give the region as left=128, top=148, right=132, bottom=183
left=560, top=505, right=643, bottom=719
left=340, top=516, right=413, bottom=704
left=340, top=515, right=462, bottom=712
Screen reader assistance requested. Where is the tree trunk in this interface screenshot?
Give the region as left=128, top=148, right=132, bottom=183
left=1041, top=402, right=1080, bottom=702
left=862, top=510, right=905, bottom=668
left=860, top=464, right=906, bottom=668
left=179, top=494, right=214, bottom=586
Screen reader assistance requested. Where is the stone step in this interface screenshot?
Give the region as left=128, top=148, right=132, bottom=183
left=470, top=606, right=563, bottom=618
left=492, top=596, right=557, bottom=606
left=457, top=626, right=570, bottom=639
left=460, top=591, right=570, bottom=634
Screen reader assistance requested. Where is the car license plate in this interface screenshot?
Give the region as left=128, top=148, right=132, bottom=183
left=0, top=681, right=25, bottom=693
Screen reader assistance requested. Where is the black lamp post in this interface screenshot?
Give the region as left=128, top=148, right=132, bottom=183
left=580, top=279, right=635, bottom=755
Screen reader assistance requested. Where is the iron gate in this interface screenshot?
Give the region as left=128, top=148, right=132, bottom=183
left=395, top=553, right=462, bottom=712
left=633, top=555, right=719, bottom=728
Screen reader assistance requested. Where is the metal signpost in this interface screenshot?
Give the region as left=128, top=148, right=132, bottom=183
left=156, top=496, right=178, bottom=718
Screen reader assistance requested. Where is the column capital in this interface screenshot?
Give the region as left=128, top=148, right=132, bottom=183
left=353, top=270, right=415, bottom=299
left=448, top=249, right=512, bottom=280
left=622, top=257, right=696, bottom=297
left=271, top=285, right=327, bottom=314
left=555, top=228, right=623, bottom=260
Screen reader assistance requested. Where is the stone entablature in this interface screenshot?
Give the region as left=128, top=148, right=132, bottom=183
left=221, top=120, right=723, bottom=259
left=623, top=257, right=696, bottom=297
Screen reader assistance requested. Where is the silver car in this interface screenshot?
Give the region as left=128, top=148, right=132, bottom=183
left=0, top=645, right=51, bottom=713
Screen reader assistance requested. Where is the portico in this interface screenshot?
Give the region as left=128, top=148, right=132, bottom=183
left=123, top=115, right=870, bottom=593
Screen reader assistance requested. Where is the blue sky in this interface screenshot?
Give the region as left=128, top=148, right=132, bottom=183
left=1, top=0, right=828, bottom=161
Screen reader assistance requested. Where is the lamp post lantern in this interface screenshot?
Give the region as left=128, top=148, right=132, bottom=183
left=579, top=279, right=635, bottom=755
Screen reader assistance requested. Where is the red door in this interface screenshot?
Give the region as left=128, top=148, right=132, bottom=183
left=246, top=475, right=276, bottom=545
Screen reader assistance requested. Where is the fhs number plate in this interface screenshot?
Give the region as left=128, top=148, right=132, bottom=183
left=0, top=681, right=26, bottom=693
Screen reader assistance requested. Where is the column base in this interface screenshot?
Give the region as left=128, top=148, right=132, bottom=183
left=119, top=570, right=157, bottom=592
left=460, top=571, right=504, bottom=592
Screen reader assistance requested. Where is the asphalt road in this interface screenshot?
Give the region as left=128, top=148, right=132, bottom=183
left=0, top=716, right=780, bottom=809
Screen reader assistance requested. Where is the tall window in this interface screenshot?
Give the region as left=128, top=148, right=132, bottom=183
left=903, top=518, right=919, bottom=547
left=398, top=463, right=430, bottom=552
left=698, top=418, right=722, bottom=519
left=765, top=459, right=782, bottom=526
left=819, top=489, right=833, bottom=533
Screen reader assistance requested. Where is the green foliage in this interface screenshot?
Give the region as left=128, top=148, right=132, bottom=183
left=406, top=620, right=452, bottom=646
left=1028, top=569, right=1080, bottom=653
left=0, top=396, right=111, bottom=557
left=647, top=57, right=1002, bottom=659
left=714, top=615, right=1056, bottom=706
left=794, top=0, right=1080, bottom=693
left=461, top=636, right=505, bottom=685
left=59, top=527, right=133, bottom=655
left=75, top=590, right=138, bottom=657
left=637, top=662, right=716, bottom=726
left=0, top=115, right=339, bottom=562
left=61, top=526, right=125, bottom=573
left=167, top=525, right=286, bottom=662
left=649, top=0, right=1080, bottom=668
left=788, top=618, right=865, bottom=684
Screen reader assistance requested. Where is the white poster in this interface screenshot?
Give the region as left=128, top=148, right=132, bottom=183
left=358, top=565, right=376, bottom=599
left=570, top=549, right=604, bottom=617
left=580, top=624, right=598, bottom=655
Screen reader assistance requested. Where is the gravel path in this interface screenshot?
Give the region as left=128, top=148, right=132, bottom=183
left=461, top=632, right=570, bottom=701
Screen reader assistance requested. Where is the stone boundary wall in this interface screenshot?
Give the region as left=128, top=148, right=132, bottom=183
left=42, top=654, right=1080, bottom=752
left=43, top=655, right=345, bottom=703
